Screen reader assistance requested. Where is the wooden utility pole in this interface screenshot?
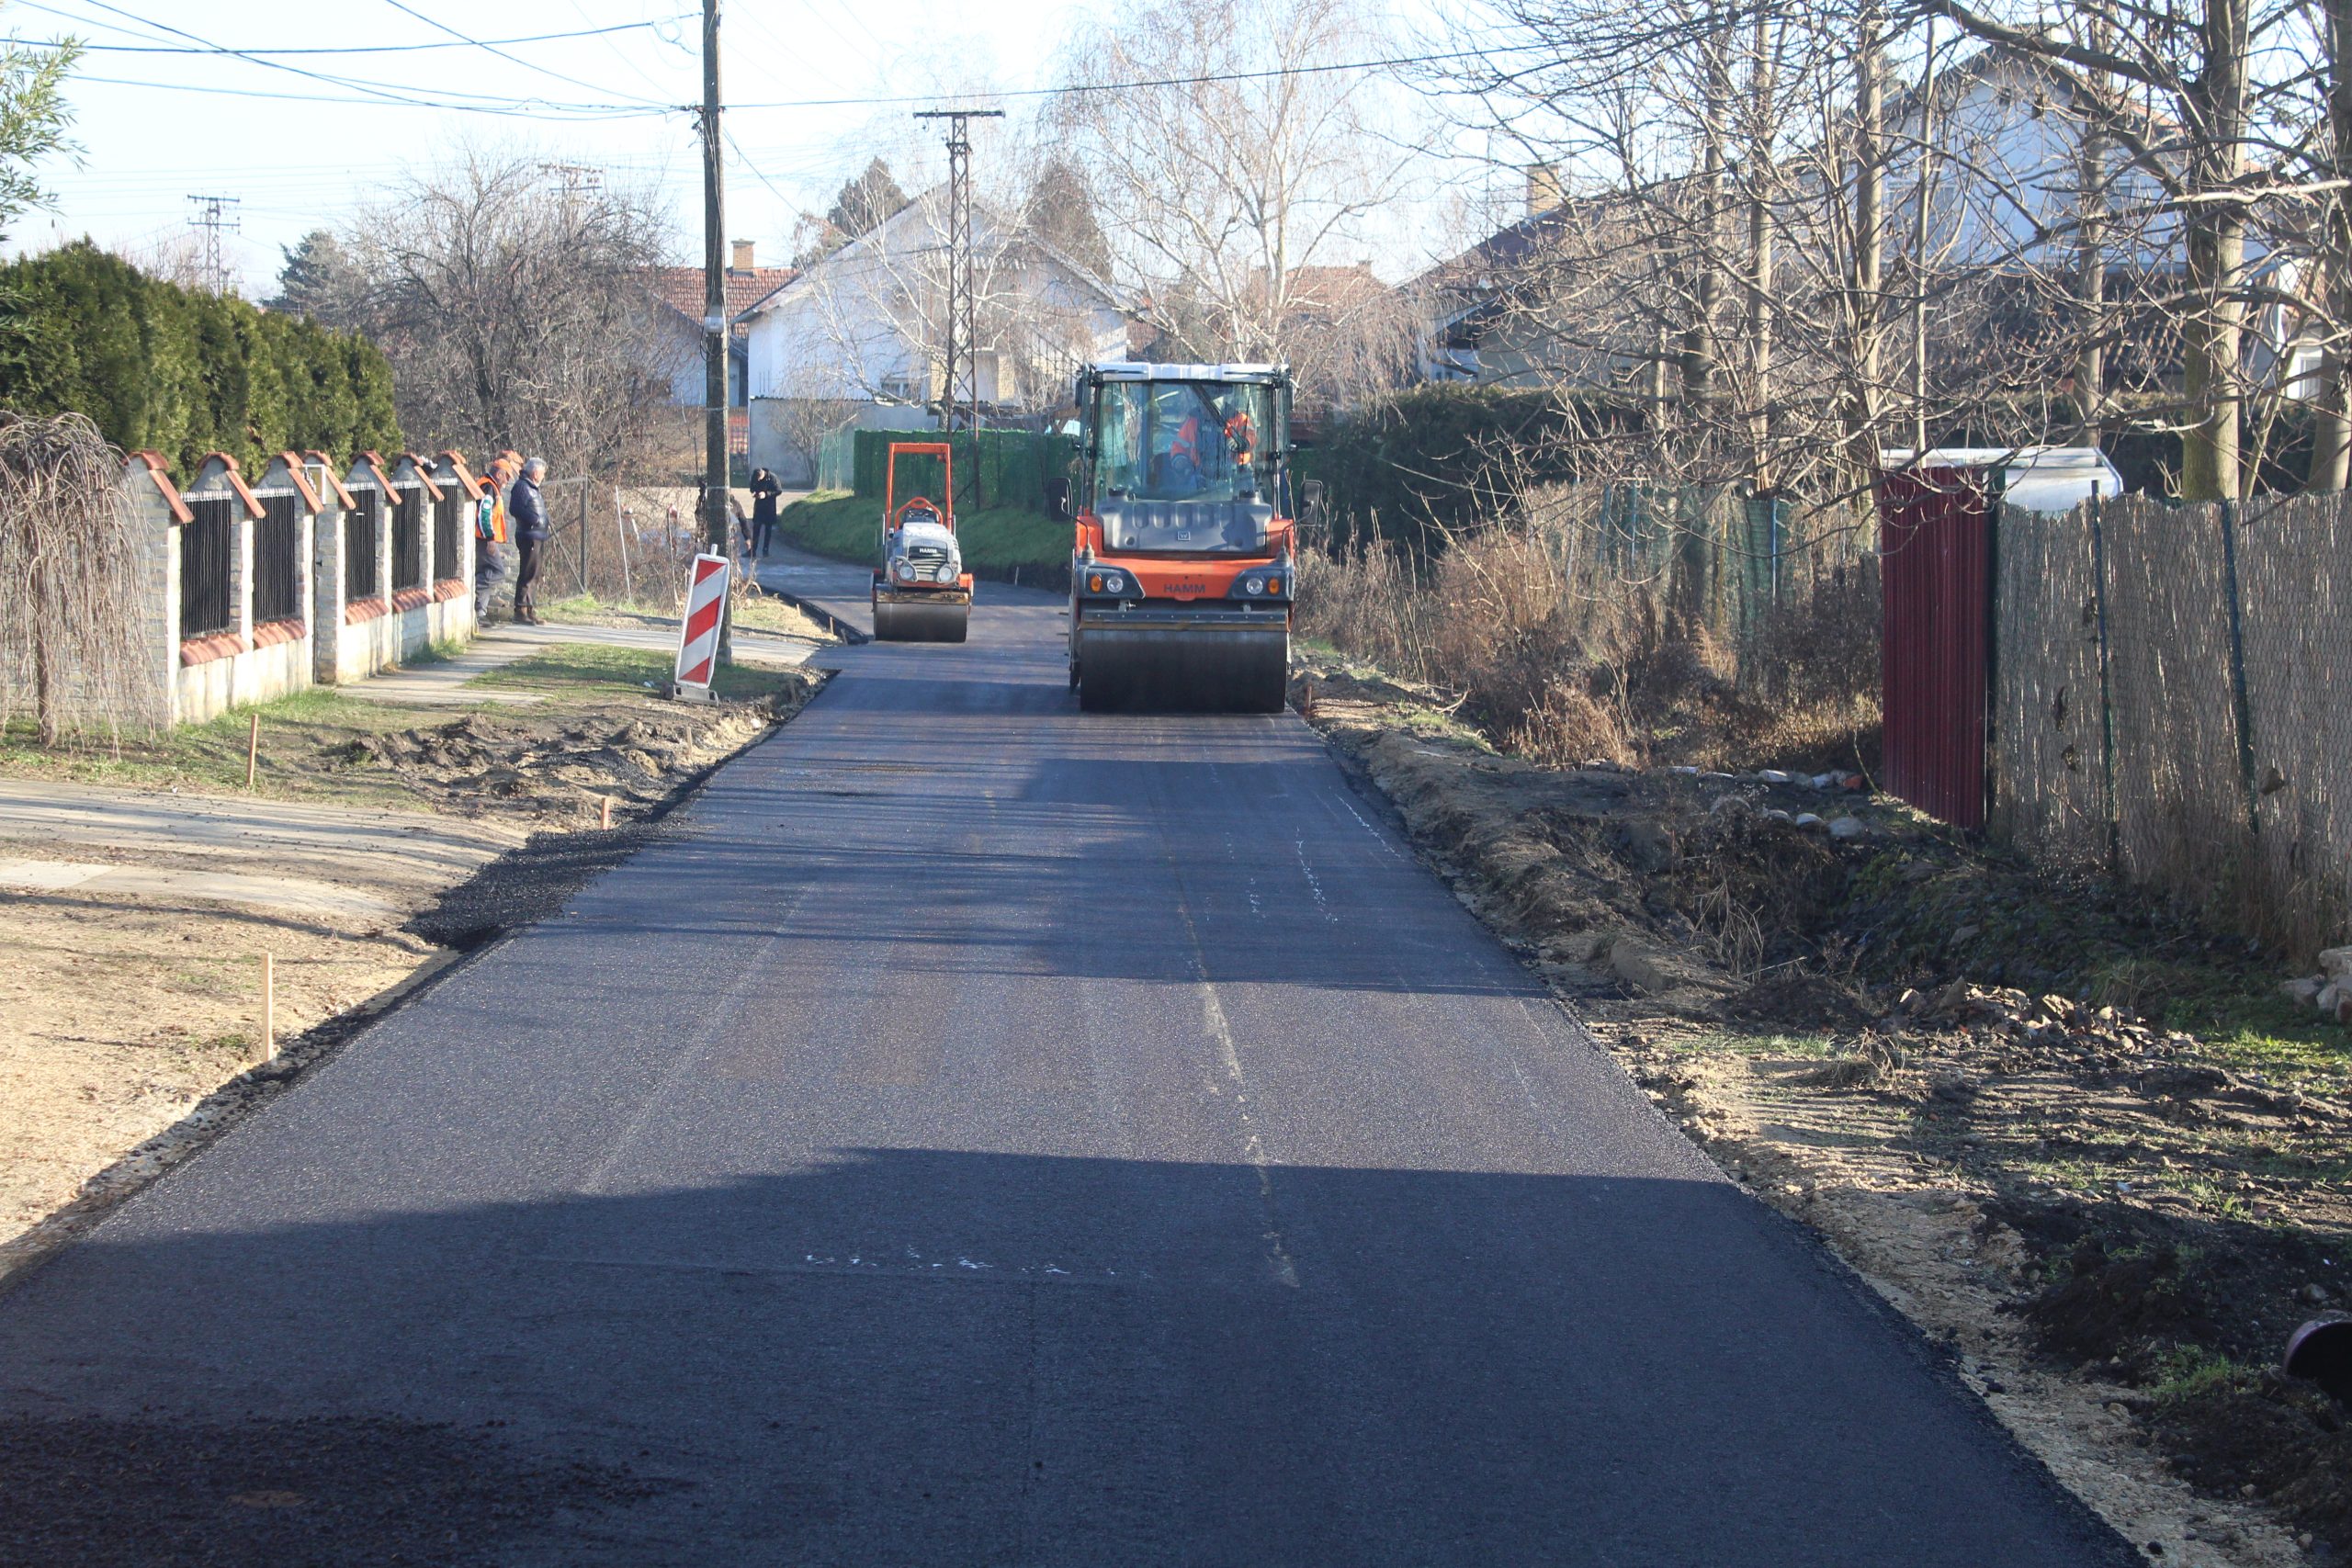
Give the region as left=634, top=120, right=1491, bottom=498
left=698, top=0, right=731, bottom=659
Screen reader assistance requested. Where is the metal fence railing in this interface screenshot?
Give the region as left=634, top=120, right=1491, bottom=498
left=180, top=495, right=233, bottom=637
left=432, top=492, right=465, bottom=583
left=390, top=484, right=424, bottom=592
left=346, top=490, right=381, bottom=601
left=252, top=489, right=303, bottom=625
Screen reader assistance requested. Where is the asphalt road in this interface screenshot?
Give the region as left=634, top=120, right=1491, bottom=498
left=0, top=547, right=2133, bottom=1565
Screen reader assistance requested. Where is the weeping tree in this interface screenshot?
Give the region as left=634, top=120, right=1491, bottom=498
left=0, top=413, right=141, bottom=746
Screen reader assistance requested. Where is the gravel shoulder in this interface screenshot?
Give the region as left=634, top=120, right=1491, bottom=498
left=1296, top=651, right=2352, bottom=1568
left=0, top=645, right=826, bottom=1285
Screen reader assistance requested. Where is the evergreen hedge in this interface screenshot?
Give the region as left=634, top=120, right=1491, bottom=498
left=0, top=241, right=401, bottom=476
left=850, top=427, right=1074, bottom=513
left=1300, top=384, right=1645, bottom=559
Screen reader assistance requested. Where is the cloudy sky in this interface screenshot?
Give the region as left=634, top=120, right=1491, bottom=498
left=4, top=0, right=1491, bottom=295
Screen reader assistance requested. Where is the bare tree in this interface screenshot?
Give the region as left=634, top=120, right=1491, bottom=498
left=349, top=147, right=675, bottom=476
left=1915, top=0, right=2312, bottom=498
left=1050, top=0, right=1416, bottom=407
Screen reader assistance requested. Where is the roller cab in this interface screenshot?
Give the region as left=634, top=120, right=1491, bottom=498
left=1064, top=364, right=1295, bottom=713
left=872, top=441, right=973, bottom=643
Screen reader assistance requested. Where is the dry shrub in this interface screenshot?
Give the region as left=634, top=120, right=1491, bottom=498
left=1299, top=492, right=1883, bottom=774
left=0, top=413, right=145, bottom=745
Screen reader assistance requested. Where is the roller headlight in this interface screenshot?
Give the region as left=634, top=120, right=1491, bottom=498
left=893, top=560, right=915, bottom=582
left=1244, top=576, right=1265, bottom=594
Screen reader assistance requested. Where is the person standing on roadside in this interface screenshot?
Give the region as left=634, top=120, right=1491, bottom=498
left=473, top=459, right=511, bottom=604
left=749, top=466, right=782, bottom=558
left=510, top=457, right=549, bottom=625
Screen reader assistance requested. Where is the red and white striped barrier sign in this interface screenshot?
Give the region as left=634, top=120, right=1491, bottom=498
left=673, top=552, right=731, bottom=698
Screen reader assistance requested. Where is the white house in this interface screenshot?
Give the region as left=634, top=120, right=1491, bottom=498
left=739, top=189, right=1129, bottom=485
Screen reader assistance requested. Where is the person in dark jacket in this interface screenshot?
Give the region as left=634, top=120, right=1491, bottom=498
left=510, top=457, right=549, bottom=624
left=749, top=467, right=782, bottom=557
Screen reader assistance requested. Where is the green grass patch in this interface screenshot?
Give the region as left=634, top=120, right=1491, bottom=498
left=777, top=491, right=1069, bottom=585
left=469, top=641, right=794, bottom=704
left=2151, top=1344, right=2252, bottom=1403
left=2095, top=958, right=2352, bottom=1086
left=0, top=685, right=428, bottom=799
left=536, top=591, right=821, bottom=640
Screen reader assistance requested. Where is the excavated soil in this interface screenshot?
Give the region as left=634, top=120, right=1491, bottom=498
left=1299, top=656, right=2352, bottom=1568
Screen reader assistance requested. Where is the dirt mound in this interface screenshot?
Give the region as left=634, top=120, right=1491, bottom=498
left=337, top=697, right=805, bottom=826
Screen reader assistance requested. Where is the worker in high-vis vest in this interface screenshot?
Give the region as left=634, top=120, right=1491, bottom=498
left=474, top=461, right=511, bottom=603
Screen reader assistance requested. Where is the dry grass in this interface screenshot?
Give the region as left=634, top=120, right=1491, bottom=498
left=1297, top=502, right=1883, bottom=774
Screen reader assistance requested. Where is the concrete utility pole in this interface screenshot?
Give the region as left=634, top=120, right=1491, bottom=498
left=698, top=0, right=731, bottom=659
left=913, top=109, right=1003, bottom=439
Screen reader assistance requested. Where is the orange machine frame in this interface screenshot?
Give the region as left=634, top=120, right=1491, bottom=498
left=884, top=441, right=956, bottom=539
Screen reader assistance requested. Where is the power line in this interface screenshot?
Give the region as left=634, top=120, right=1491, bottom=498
left=1, top=17, right=694, bottom=57
left=35, top=0, right=665, bottom=117
left=376, top=0, right=673, bottom=108
left=67, top=71, right=668, bottom=117
left=724, top=46, right=1502, bottom=111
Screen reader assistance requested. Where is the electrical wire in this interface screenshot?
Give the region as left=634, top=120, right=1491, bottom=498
left=376, top=0, right=673, bottom=108
left=24, top=0, right=667, bottom=117
left=723, top=46, right=1507, bottom=110
left=0, top=17, right=694, bottom=57
left=62, top=72, right=667, bottom=118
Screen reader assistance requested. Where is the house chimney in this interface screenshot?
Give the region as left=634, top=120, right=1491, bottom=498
left=730, top=239, right=754, bottom=272
left=1525, top=164, right=1563, bottom=217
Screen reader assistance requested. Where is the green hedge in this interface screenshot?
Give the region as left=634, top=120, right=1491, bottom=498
left=1303, top=384, right=1645, bottom=559
left=0, top=241, right=401, bottom=476
left=850, top=427, right=1075, bottom=512
left=777, top=491, right=1071, bottom=590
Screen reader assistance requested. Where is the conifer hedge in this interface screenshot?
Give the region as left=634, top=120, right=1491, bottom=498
left=0, top=241, right=401, bottom=476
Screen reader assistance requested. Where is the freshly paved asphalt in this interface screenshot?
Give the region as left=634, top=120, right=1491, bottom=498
left=0, top=546, right=2133, bottom=1564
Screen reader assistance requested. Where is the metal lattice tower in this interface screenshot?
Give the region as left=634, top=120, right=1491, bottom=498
left=185, top=194, right=241, bottom=295
left=913, top=109, right=1003, bottom=434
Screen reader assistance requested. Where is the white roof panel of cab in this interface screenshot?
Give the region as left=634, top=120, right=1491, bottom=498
left=1089, top=362, right=1288, bottom=382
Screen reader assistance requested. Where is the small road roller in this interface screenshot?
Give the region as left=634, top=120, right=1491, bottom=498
left=871, top=441, right=973, bottom=643
left=1061, top=363, right=1295, bottom=712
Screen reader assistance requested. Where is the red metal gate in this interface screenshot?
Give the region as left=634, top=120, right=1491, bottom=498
left=1879, top=468, right=1991, bottom=829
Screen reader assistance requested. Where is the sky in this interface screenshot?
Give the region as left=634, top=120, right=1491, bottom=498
left=2, top=0, right=1493, bottom=297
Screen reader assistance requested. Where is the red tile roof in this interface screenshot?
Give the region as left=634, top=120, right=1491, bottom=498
left=648, top=265, right=797, bottom=330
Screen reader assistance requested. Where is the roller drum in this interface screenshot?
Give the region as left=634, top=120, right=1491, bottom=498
left=1075, top=622, right=1288, bottom=713
left=872, top=597, right=969, bottom=643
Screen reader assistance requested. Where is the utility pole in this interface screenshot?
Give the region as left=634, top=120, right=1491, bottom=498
left=538, top=162, right=605, bottom=204
left=697, top=0, right=731, bottom=659
left=913, top=109, right=1003, bottom=444
left=185, top=194, right=241, bottom=295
